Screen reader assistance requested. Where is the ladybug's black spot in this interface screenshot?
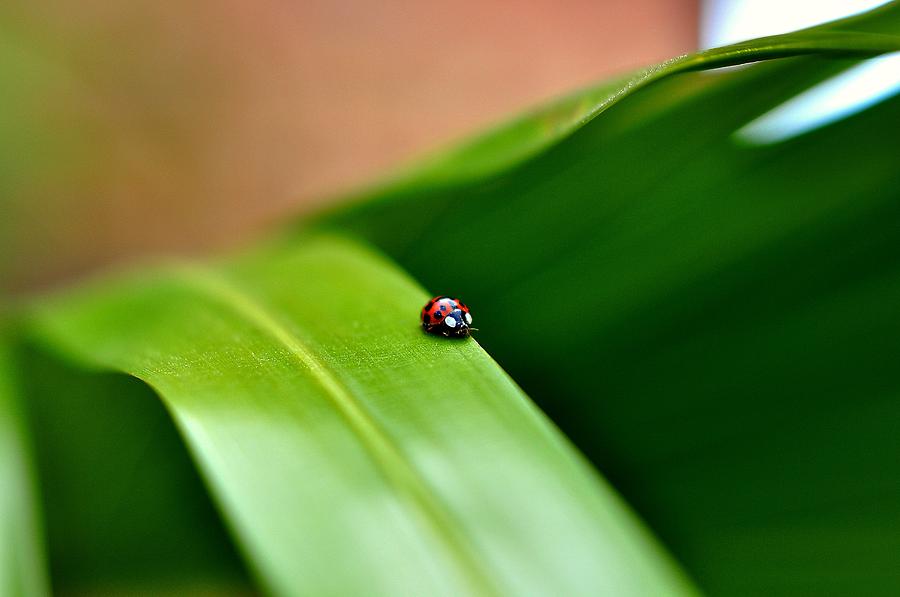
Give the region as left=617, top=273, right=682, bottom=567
left=440, top=305, right=446, bottom=311
left=423, top=313, right=430, bottom=322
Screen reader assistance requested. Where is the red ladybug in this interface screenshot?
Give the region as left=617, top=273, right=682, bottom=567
left=421, top=296, right=473, bottom=338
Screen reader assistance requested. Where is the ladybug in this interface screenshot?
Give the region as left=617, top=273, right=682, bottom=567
left=421, top=296, right=473, bottom=338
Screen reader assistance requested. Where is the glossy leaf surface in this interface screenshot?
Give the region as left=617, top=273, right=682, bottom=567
left=29, top=235, right=695, bottom=596
left=318, top=4, right=900, bottom=595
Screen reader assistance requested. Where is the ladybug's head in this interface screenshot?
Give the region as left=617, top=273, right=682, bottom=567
left=440, top=307, right=472, bottom=338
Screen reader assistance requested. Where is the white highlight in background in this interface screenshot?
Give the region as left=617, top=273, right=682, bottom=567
left=702, top=0, right=900, bottom=144
left=701, top=0, right=892, bottom=48
left=737, top=52, right=900, bottom=144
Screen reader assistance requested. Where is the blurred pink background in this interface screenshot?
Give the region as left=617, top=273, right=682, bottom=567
left=1, top=0, right=697, bottom=291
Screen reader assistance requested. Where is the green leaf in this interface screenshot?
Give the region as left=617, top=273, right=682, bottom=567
left=313, top=4, right=900, bottom=596
left=27, top=234, right=697, bottom=596
left=322, top=3, right=900, bottom=203
left=0, top=328, right=49, bottom=597
left=19, top=344, right=251, bottom=595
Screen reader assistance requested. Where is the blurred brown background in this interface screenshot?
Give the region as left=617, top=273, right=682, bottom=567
left=0, top=0, right=698, bottom=292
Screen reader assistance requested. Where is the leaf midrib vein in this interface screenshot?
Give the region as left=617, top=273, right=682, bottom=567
left=174, top=264, right=500, bottom=596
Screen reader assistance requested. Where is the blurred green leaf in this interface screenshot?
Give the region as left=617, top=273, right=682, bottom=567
left=27, top=234, right=696, bottom=596
left=0, top=328, right=49, bottom=597
left=328, top=4, right=900, bottom=202
left=18, top=345, right=251, bottom=595
left=0, top=21, right=94, bottom=290
left=315, top=4, right=900, bottom=596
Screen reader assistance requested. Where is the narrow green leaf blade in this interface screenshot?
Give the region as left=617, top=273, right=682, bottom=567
left=19, top=345, right=252, bottom=594
left=310, top=4, right=900, bottom=595
left=320, top=4, right=900, bottom=204
left=28, top=234, right=697, bottom=596
left=0, top=329, right=50, bottom=597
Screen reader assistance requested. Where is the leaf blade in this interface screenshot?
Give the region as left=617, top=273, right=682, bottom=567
left=314, top=13, right=900, bottom=206
left=310, top=5, right=900, bottom=596
left=28, top=234, right=697, bottom=596
left=0, top=330, right=50, bottom=597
